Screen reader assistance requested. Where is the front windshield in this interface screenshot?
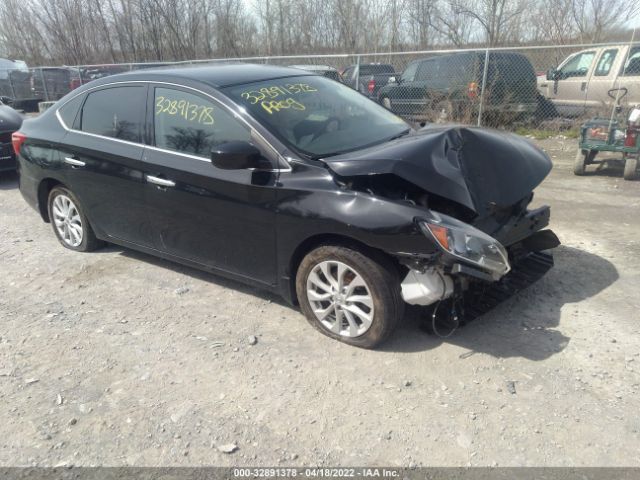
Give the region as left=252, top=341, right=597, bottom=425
left=224, top=76, right=409, bottom=158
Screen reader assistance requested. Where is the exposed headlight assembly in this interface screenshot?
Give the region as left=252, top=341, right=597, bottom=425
left=418, top=213, right=511, bottom=280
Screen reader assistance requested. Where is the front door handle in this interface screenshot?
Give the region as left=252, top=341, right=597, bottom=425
left=146, top=175, right=175, bottom=188
left=64, top=157, right=86, bottom=167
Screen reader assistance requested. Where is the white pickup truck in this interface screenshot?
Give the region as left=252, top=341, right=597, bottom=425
left=538, top=44, right=640, bottom=117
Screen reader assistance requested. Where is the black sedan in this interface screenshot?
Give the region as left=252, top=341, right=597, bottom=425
left=15, top=64, right=559, bottom=348
left=0, top=98, right=23, bottom=172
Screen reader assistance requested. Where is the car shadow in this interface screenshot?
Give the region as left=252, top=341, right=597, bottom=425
left=115, top=247, right=289, bottom=307
left=0, top=170, right=18, bottom=189
left=382, top=245, right=619, bottom=360
left=113, top=244, right=616, bottom=360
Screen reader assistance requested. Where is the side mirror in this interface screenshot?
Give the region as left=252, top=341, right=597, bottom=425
left=211, top=141, right=262, bottom=170
left=546, top=68, right=558, bottom=81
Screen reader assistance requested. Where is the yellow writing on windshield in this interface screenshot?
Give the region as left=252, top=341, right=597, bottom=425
left=155, top=96, right=214, bottom=125
left=241, top=83, right=318, bottom=104
left=261, top=98, right=306, bottom=114
left=240, top=83, right=317, bottom=114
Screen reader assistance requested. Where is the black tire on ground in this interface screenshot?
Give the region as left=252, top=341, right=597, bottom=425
left=47, top=185, right=104, bottom=252
left=535, top=93, right=557, bottom=121
left=295, top=245, right=404, bottom=349
left=623, top=156, right=639, bottom=180
left=574, top=149, right=595, bottom=176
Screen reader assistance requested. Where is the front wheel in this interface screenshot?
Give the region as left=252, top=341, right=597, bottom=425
left=48, top=186, right=103, bottom=252
left=296, top=245, right=404, bottom=348
left=574, top=149, right=595, bottom=176
left=624, top=156, right=639, bottom=180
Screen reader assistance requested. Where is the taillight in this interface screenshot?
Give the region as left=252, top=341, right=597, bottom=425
left=12, top=131, right=27, bottom=156
left=467, top=82, right=479, bottom=99
left=367, top=78, right=375, bottom=95
left=625, top=128, right=638, bottom=148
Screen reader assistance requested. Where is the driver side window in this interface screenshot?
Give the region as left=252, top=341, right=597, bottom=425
left=559, top=51, right=595, bottom=78
left=153, top=87, right=250, bottom=157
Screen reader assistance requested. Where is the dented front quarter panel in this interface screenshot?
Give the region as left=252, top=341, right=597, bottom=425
left=274, top=161, right=439, bottom=291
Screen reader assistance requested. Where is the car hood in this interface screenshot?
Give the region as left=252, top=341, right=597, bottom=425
left=323, top=125, right=552, bottom=215
left=0, top=104, right=23, bottom=132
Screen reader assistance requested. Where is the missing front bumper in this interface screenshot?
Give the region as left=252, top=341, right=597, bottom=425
left=427, top=251, right=555, bottom=329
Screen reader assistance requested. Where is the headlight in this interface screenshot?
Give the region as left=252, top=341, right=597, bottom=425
left=418, top=213, right=510, bottom=280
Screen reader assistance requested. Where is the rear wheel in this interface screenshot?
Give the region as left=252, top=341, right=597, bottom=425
left=623, top=156, right=639, bottom=180
left=574, top=149, right=595, bottom=176
left=47, top=186, right=103, bottom=252
left=296, top=245, right=404, bottom=348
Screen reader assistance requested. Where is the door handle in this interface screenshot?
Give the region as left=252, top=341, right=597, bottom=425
left=146, top=175, right=175, bottom=188
left=64, top=157, right=86, bottom=167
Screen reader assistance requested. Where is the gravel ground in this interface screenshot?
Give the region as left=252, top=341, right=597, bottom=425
left=0, top=137, right=639, bottom=467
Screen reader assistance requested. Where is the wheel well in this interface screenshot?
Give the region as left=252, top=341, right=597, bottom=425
left=37, top=178, right=64, bottom=222
left=287, top=233, right=401, bottom=305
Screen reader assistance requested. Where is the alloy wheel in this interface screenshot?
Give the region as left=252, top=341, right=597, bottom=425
left=52, top=194, right=83, bottom=247
left=306, top=260, right=374, bottom=338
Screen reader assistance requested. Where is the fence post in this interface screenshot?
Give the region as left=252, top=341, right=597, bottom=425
left=40, top=68, right=50, bottom=103
left=355, top=54, right=360, bottom=93
left=477, top=48, right=490, bottom=127
left=7, top=69, right=16, bottom=100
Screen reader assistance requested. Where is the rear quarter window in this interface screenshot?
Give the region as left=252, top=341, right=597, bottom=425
left=57, top=94, right=84, bottom=129
left=79, top=86, right=146, bottom=142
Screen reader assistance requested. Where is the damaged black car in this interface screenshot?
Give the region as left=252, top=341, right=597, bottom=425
left=15, top=64, right=559, bottom=348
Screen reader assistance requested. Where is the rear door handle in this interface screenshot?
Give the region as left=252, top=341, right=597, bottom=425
left=64, top=157, right=85, bottom=167
left=146, top=175, right=175, bottom=188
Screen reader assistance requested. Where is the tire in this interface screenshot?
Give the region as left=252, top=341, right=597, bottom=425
left=47, top=186, right=103, bottom=252
left=574, top=149, right=595, bottom=176
left=295, top=245, right=404, bottom=349
left=624, top=156, right=639, bottom=180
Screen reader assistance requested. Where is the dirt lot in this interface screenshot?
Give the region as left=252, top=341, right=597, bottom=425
left=0, top=137, right=639, bottom=467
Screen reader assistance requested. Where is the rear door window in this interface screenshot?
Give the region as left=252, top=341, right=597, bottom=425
left=621, top=47, right=640, bottom=76
left=79, top=86, right=146, bottom=142
left=153, top=87, right=250, bottom=158
left=594, top=49, right=618, bottom=76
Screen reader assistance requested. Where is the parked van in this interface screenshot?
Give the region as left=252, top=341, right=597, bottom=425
left=538, top=44, right=640, bottom=117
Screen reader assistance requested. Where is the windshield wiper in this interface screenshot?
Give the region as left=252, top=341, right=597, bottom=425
left=387, top=128, right=412, bottom=142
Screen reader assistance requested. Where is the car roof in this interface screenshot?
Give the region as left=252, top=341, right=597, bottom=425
left=89, top=63, right=313, bottom=89
left=289, top=64, right=337, bottom=71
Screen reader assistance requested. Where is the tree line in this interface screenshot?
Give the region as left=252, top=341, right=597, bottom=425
left=0, top=0, right=637, bottom=66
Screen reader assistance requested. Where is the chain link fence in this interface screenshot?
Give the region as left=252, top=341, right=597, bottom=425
left=1, top=41, right=639, bottom=131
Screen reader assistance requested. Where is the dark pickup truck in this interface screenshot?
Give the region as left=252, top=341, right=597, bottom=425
left=378, top=52, right=539, bottom=124
left=341, top=63, right=396, bottom=99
